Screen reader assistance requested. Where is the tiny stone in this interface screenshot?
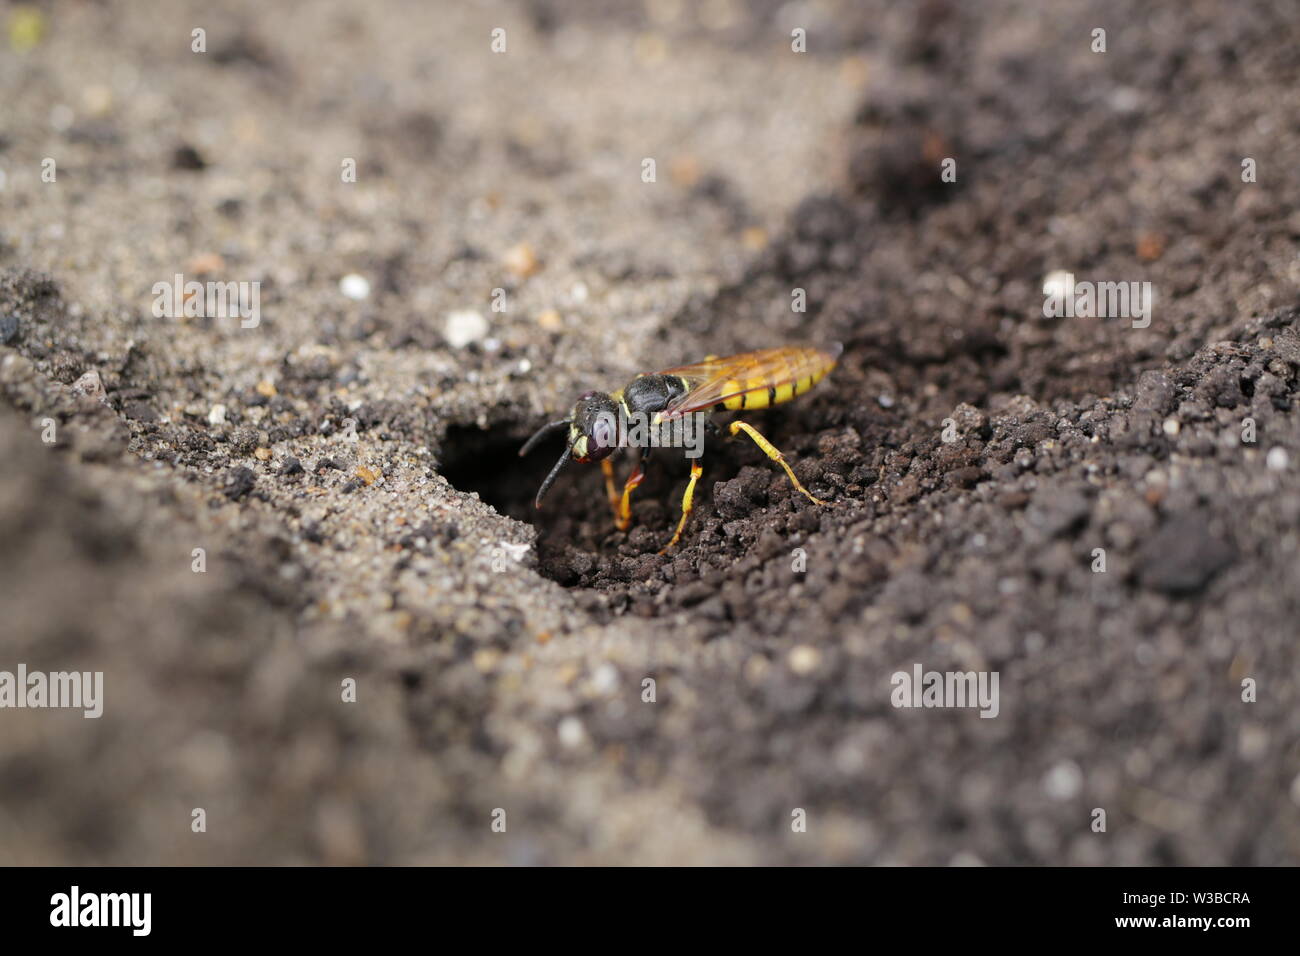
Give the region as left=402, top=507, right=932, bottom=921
left=503, top=242, right=540, bottom=278
left=788, top=644, right=821, bottom=675
left=1162, top=418, right=1180, bottom=436
left=71, top=370, right=108, bottom=403
left=339, top=273, right=371, bottom=300
left=1042, top=270, right=1072, bottom=301
left=444, top=310, right=488, bottom=348
left=558, top=716, right=586, bottom=749
left=1043, top=760, right=1083, bottom=800
left=591, top=663, right=619, bottom=695
left=1266, top=446, right=1289, bottom=471
left=208, top=404, right=227, bottom=426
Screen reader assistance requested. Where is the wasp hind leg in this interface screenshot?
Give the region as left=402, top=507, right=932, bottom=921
left=729, top=420, right=828, bottom=505
left=658, top=458, right=704, bottom=554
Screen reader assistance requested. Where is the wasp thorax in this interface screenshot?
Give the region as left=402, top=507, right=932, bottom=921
left=570, top=392, right=620, bottom=463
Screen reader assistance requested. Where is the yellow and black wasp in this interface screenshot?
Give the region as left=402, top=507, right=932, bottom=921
left=520, top=343, right=843, bottom=552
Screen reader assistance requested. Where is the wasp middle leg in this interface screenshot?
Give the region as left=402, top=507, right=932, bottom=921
left=729, top=420, right=828, bottom=505
left=658, top=457, right=704, bottom=554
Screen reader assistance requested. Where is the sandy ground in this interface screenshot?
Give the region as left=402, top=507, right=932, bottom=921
left=1, top=0, right=1298, bottom=864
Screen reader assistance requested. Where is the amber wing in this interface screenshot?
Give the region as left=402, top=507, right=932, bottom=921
left=655, top=344, right=842, bottom=421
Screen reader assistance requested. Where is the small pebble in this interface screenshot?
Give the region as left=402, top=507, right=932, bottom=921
left=503, top=243, right=540, bottom=278
left=444, top=310, right=488, bottom=347
left=591, top=663, right=619, bottom=695
left=1162, top=418, right=1180, bottom=436
left=186, top=252, right=226, bottom=276
left=558, top=716, right=586, bottom=750
left=536, top=309, right=563, bottom=331
left=1266, top=446, right=1289, bottom=471
left=254, top=447, right=272, bottom=461
left=340, top=274, right=371, bottom=301
left=788, top=645, right=821, bottom=675
left=71, top=370, right=107, bottom=402
left=208, top=404, right=227, bottom=426
left=1043, top=760, right=1083, bottom=800
left=1042, top=270, right=1072, bottom=301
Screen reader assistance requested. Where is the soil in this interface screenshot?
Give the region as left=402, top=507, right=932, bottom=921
left=1, top=0, right=1298, bottom=864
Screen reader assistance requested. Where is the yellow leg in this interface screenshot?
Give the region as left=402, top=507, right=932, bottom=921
left=616, top=460, right=645, bottom=531
left=600, top=459, right=621, bottom=524
left=658, top=459, right=704, bottom=554
left=729, top=420, right=828, bottom=505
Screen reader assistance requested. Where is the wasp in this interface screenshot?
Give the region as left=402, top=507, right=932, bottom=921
left=520, top=344, right=842, bottom=552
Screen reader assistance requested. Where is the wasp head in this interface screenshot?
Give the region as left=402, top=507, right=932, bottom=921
left=518, top=390, right=621, bottom=509
left=568, top=391, right=620, bottom=464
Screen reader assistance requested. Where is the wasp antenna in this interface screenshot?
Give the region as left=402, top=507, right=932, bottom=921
left=519, top=419, right=572, bottom=457
left=534, top=445, right=572, bottom=508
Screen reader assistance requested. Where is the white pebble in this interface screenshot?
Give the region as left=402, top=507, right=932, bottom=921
left=1266, top=446, right=1289, bottom=471
left=444, top=310, right=488, bottom=348
left=878, top=394, right=894, bottom=408
left=339, top=273, right=371, bottom=300
left=558, top=716, right=586, bottom=750
left=591, top=663, right=619, bottom=695
left=1044, top=760, right=1083, bottom=800
left=50, top=104, right=74, bottom=131
left=1042, top=269, right=1073, bottom=300
left=208, top=404, right=227, bottom=426
left=1109, top=87, right=1142, bottom=113
left=71, top=370, right=106, bottom=401
left=1162, top=418, right=1180, bottom=436
left=517, top=358, right=532, bottom=374
left=788, top=644, right=821, bottom=675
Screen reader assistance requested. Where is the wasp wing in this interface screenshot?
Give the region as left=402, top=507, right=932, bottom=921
left=656, top=344, right=842, bottom=421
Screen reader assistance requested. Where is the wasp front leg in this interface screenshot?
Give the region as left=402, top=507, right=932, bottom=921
left=600, top=459, right=621, bottom=525
left=616, top=456, right=647, bottom=531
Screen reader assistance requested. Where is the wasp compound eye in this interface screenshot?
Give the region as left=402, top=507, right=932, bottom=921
left=592, top=414, right=614, bottom=449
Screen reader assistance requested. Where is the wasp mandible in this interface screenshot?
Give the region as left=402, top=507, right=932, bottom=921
left=519, top=343, right=842, bottom=552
